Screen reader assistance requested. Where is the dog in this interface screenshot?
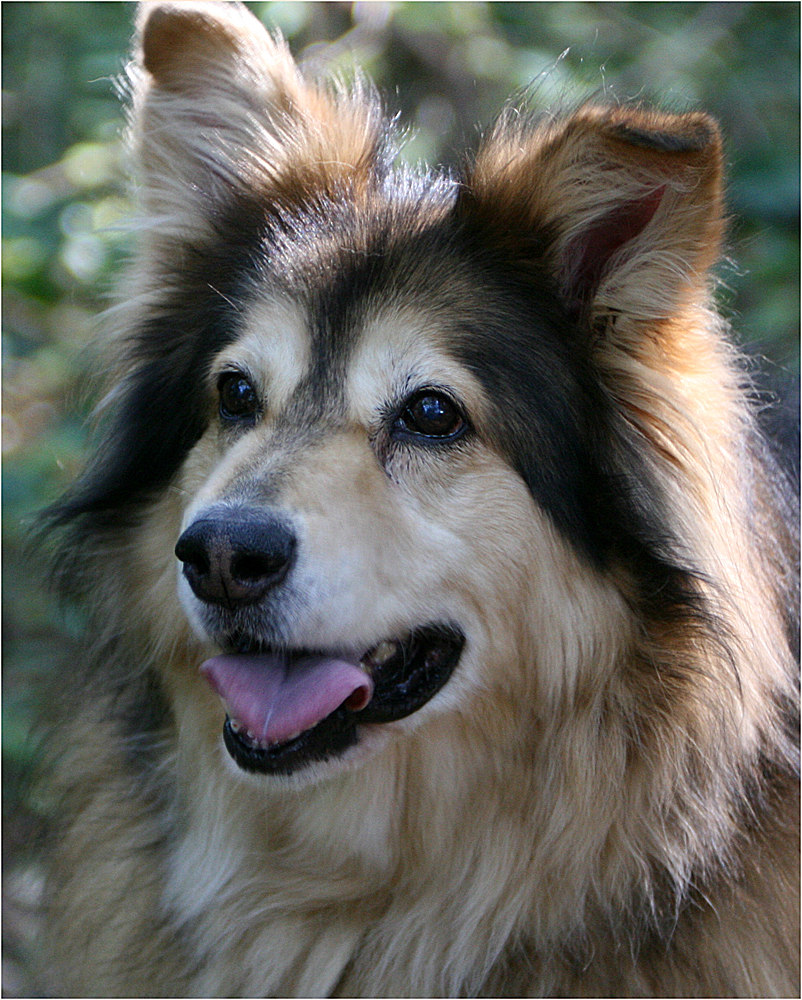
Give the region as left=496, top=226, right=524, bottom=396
left=40, top=2, right=799, bottom=995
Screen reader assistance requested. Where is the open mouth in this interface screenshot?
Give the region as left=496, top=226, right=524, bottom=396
left=201, top=625, right=464, bottom=775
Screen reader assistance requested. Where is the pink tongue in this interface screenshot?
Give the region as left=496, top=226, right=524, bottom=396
left=200, top=651, right=374, bottom=745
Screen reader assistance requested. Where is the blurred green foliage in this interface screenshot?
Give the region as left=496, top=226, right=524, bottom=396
left=1, top=2, right=799, bottom=991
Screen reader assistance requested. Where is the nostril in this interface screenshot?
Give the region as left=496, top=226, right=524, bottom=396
left=231, top=551, right=287, bottom=584
left=175, top=532, right=211, bottom=576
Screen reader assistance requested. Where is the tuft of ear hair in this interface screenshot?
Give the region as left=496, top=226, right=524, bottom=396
left=463, top=105, right=723, bottom=327
left=132, top=1, right=385, bottom=224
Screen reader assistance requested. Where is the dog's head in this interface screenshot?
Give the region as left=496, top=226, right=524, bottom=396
left=169, top=200, right=584, bottom=779
left=61, top=2, right=729, bottom=785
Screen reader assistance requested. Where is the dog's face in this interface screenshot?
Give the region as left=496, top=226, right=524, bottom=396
left=85, top=3, right=722, bottom=788
left=171, top=201, right=612, bottom=780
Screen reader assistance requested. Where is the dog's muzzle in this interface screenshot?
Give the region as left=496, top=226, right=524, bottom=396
left=175, top=506, right=465, bottom=775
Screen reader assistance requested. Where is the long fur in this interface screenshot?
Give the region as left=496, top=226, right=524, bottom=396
left=40, top=3, right=799, bottom=996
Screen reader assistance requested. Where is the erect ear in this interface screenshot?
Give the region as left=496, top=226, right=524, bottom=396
left=131, top=1, right=383, bottom=224
left=462, top=104, right=723, bottom=327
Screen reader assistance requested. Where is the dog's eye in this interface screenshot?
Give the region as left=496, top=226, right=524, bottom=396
left=394, top=390, right=467, bottom=442
left=218, top=372, right=260, bottom=422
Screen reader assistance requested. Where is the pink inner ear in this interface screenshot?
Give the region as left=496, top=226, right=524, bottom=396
left=562, top=186, right=665, bottom=309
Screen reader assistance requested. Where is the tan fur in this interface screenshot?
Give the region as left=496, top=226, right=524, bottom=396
left=42, top=3, right=798, bottom=997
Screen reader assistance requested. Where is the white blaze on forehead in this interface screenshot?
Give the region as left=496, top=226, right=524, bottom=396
left=348, top=308, right=488, bottom=424
left=212, top=297, right=311, bottom=412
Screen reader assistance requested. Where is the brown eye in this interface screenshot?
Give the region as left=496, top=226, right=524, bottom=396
left=394, top=390, right=467, bottom=442
left=218, top=372, right=260, bottom=423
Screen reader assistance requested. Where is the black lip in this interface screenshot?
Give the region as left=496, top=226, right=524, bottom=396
left=223, top=708, right=358, bottom=775
left=221, top=624, right=465, bottom=775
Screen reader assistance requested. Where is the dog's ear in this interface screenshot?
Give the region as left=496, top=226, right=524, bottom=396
left=132, top=1, right=382, bottom=223
left=139, top=0, right=294, bottom=91
left=462, top=105, right=723, bottom=327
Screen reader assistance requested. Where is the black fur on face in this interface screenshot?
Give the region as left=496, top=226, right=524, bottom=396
left=46, top=196, right=272, bottom=531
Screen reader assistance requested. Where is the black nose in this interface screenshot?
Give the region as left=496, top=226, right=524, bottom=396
left=175, top=508, right=296, bottom=608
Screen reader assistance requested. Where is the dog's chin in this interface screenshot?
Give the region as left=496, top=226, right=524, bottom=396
left=207, top=624, right=465, bottom=777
